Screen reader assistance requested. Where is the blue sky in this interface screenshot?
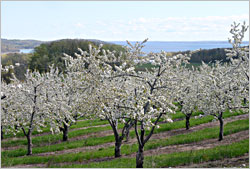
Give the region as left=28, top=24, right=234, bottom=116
left=1, top=1, right=249, bottom=41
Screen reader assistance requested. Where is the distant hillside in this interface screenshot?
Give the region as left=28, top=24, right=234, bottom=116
left=1, top=39, right=45, bottom=53
left=174, top=45, right=249, bottom=64
left=1, top=38, right=115, bottom=53
left=29, top=39, right=125, bottom=73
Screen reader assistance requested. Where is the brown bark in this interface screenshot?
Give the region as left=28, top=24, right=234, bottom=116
left=125, top=120, right=134, bottom=142
left=114, top=138, right=122, bottom=157
left=244, top=98, right=247, bottom=105
left=62, top=124, right=69, bottom=142
left=26, top=133, right=32, bottom=155
left=136, top=145, right=144, bottom=168
left=218, top=116, right=224, bottom=141
left=185, top=113, right=192, bottom=130
left=1, top=126, right=3, bottom=140
left=125, top=128, right=130, bottom=142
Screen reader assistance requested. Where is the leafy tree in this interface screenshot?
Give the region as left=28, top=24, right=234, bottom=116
left=1, top=53, right=30, bottom=82
left=4, top=70, right=50, bottom=155
left=197, top=22, right=249, bottom=141
left=29, top=39, right=125, bottom=73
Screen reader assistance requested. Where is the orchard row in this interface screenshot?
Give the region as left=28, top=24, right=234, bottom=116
left=1, top=22, right=249, bottom=168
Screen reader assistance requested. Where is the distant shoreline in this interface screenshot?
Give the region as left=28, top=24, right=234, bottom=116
left=1, top=38, right=249, bottom=54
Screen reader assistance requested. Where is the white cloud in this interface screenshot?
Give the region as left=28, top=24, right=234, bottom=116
left=75, top=23, right=85, bottom=28
left=73, top=15, right=249, bottom=41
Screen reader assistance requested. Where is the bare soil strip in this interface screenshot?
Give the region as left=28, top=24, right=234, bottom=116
left=3, top=113, right=248, bottom=152
left=2, top=124, right=110, bottom=143
left=1, top=127, right=113, bottom=151
left=10, top=114, right=248, bottom=157
left=177, top=153, right=249, bottom=168
left=10, top=130, right=249, bottom=168
left=2, top=116, right=184, bottom=143
left=1, top=116, right=186, bottom=150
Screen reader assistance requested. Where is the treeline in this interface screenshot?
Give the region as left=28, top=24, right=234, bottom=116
left=174, top=46, right=249, bottom=64
left=29, top=39, right=125, bottom=73
left=1, top=39, right=44, bottom=53
left=3, top=38, right=246, bottom=82
left=1, top=39, right=125, bottom=82
left=1, top=53, right=30, bottom=83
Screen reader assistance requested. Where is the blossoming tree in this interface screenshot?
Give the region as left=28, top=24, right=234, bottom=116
left=106, top=40, right=190, bottom=167
left=5, top=70, right=49, bottom=155
left=44, top=66, right=89, bottom=141
left=197, top=22, right=249, bottom=141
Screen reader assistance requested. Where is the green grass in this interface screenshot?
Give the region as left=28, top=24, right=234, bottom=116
left=143, top=118, right=249, bottom=151
left=2, top=118, right=248, bottom=166
left=2, top=124, right=113, bottom=148
left=2, top=119, right=109, bottom=139
left=135, top=63, right=158, bottom=71
left=60, top=139, right=248, bottom=168
left=2, top=110, right=246, bottom=158
left=2, top=110, right=200, bottom=148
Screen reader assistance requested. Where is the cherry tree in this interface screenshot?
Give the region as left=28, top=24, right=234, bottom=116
left=63, top=44, right=137, bottom=157
left=1, top=64, right=21, bottom=140
left=5, top=70, right=49, bottom=155
left=225, top=22, right=249, bottom=106
left=197, top=22, right=249, bottom=141
left=44, top=66, right=90, bottom=141
left=1, top=80, right=18, bottom=140
left=95, top=77, right=135, bottom=157
left=175, top=67, right=202, bottom=130
left=107, top=40, right=190, bottom=167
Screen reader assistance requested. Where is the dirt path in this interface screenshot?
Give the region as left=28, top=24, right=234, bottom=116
left=2, top=125, right=113, bottom=151
left=1, top=116, right=186, bottom=151
left=2, top=115, right=186, bottom=144
left=12, top=113, right=248, bottom=157
left=10, top=130, right=249, bottom=168
left=177, top=153, right=249, bottom=168
left=2, top=116, right=184, bottom=143
left=151, top=113, right=249, bottom=140
left=130, top=130, right=249, bottom=158
left=2, top=124, right=110, bottom=143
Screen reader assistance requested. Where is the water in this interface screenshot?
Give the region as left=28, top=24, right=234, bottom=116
left=19, top=49, right=34, bottom=53
left=110, top=41, right=249, bottom=53
left=17, top=41, right=249, bottom=54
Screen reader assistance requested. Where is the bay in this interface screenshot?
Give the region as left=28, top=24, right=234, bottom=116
left=110, top=41, right=249, bottom=53
left=19, top=48, right=34, bottom=53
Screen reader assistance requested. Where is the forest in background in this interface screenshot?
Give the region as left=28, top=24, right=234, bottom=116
left=1, top=38, right=246, bottom=82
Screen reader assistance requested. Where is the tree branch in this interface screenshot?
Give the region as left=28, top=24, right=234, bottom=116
left=143, top=113, right=163, bottom=144
left=134, top=120, right=143, bottom=147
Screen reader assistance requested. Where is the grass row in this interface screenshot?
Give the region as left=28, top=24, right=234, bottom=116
left=2, top=118, right=248, bottom=166
left=56, top=139, right=249, bottom=168
left=2, top=107, right=187, bottom=139
left=2, top=118, right=109, bottom=139
left=1, top=110, right=202, bottom=148
left=1, top=110, right=244, bottom=157
left=2, top=123, right=112, bottom=148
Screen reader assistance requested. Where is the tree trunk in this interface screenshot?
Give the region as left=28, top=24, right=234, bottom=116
left=62, top=123, right=69, bottom=142
left=125, top=128, right=130, bottom=142
left=26, top=134, right=32, bottom=155
left=115, top=138, right=122, bottom=157
left=244, top=98, right=247, bottom=105
left=136, top=145, right=144, bottom=168
left=218, top=116, right=224, bottom=141
left=185, top=114, right=191, bottom=130
left=125, top=121, right=134, bottom=142
left=1, top=126, right=3, bottom=140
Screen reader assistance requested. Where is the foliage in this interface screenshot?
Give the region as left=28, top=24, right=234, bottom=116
left=28, top=39, right=125, bottom=73
left=1, top=22, right=248, bottom=167
left=1, top=53, right=31, bottom=83
left=1, top=38, right=43, bottom=53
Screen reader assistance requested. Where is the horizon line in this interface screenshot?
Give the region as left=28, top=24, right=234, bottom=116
left=1, top=38, right=249, bottom=43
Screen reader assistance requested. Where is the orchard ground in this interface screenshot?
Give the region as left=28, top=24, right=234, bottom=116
left=1, top=110, right=249, bottom=168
